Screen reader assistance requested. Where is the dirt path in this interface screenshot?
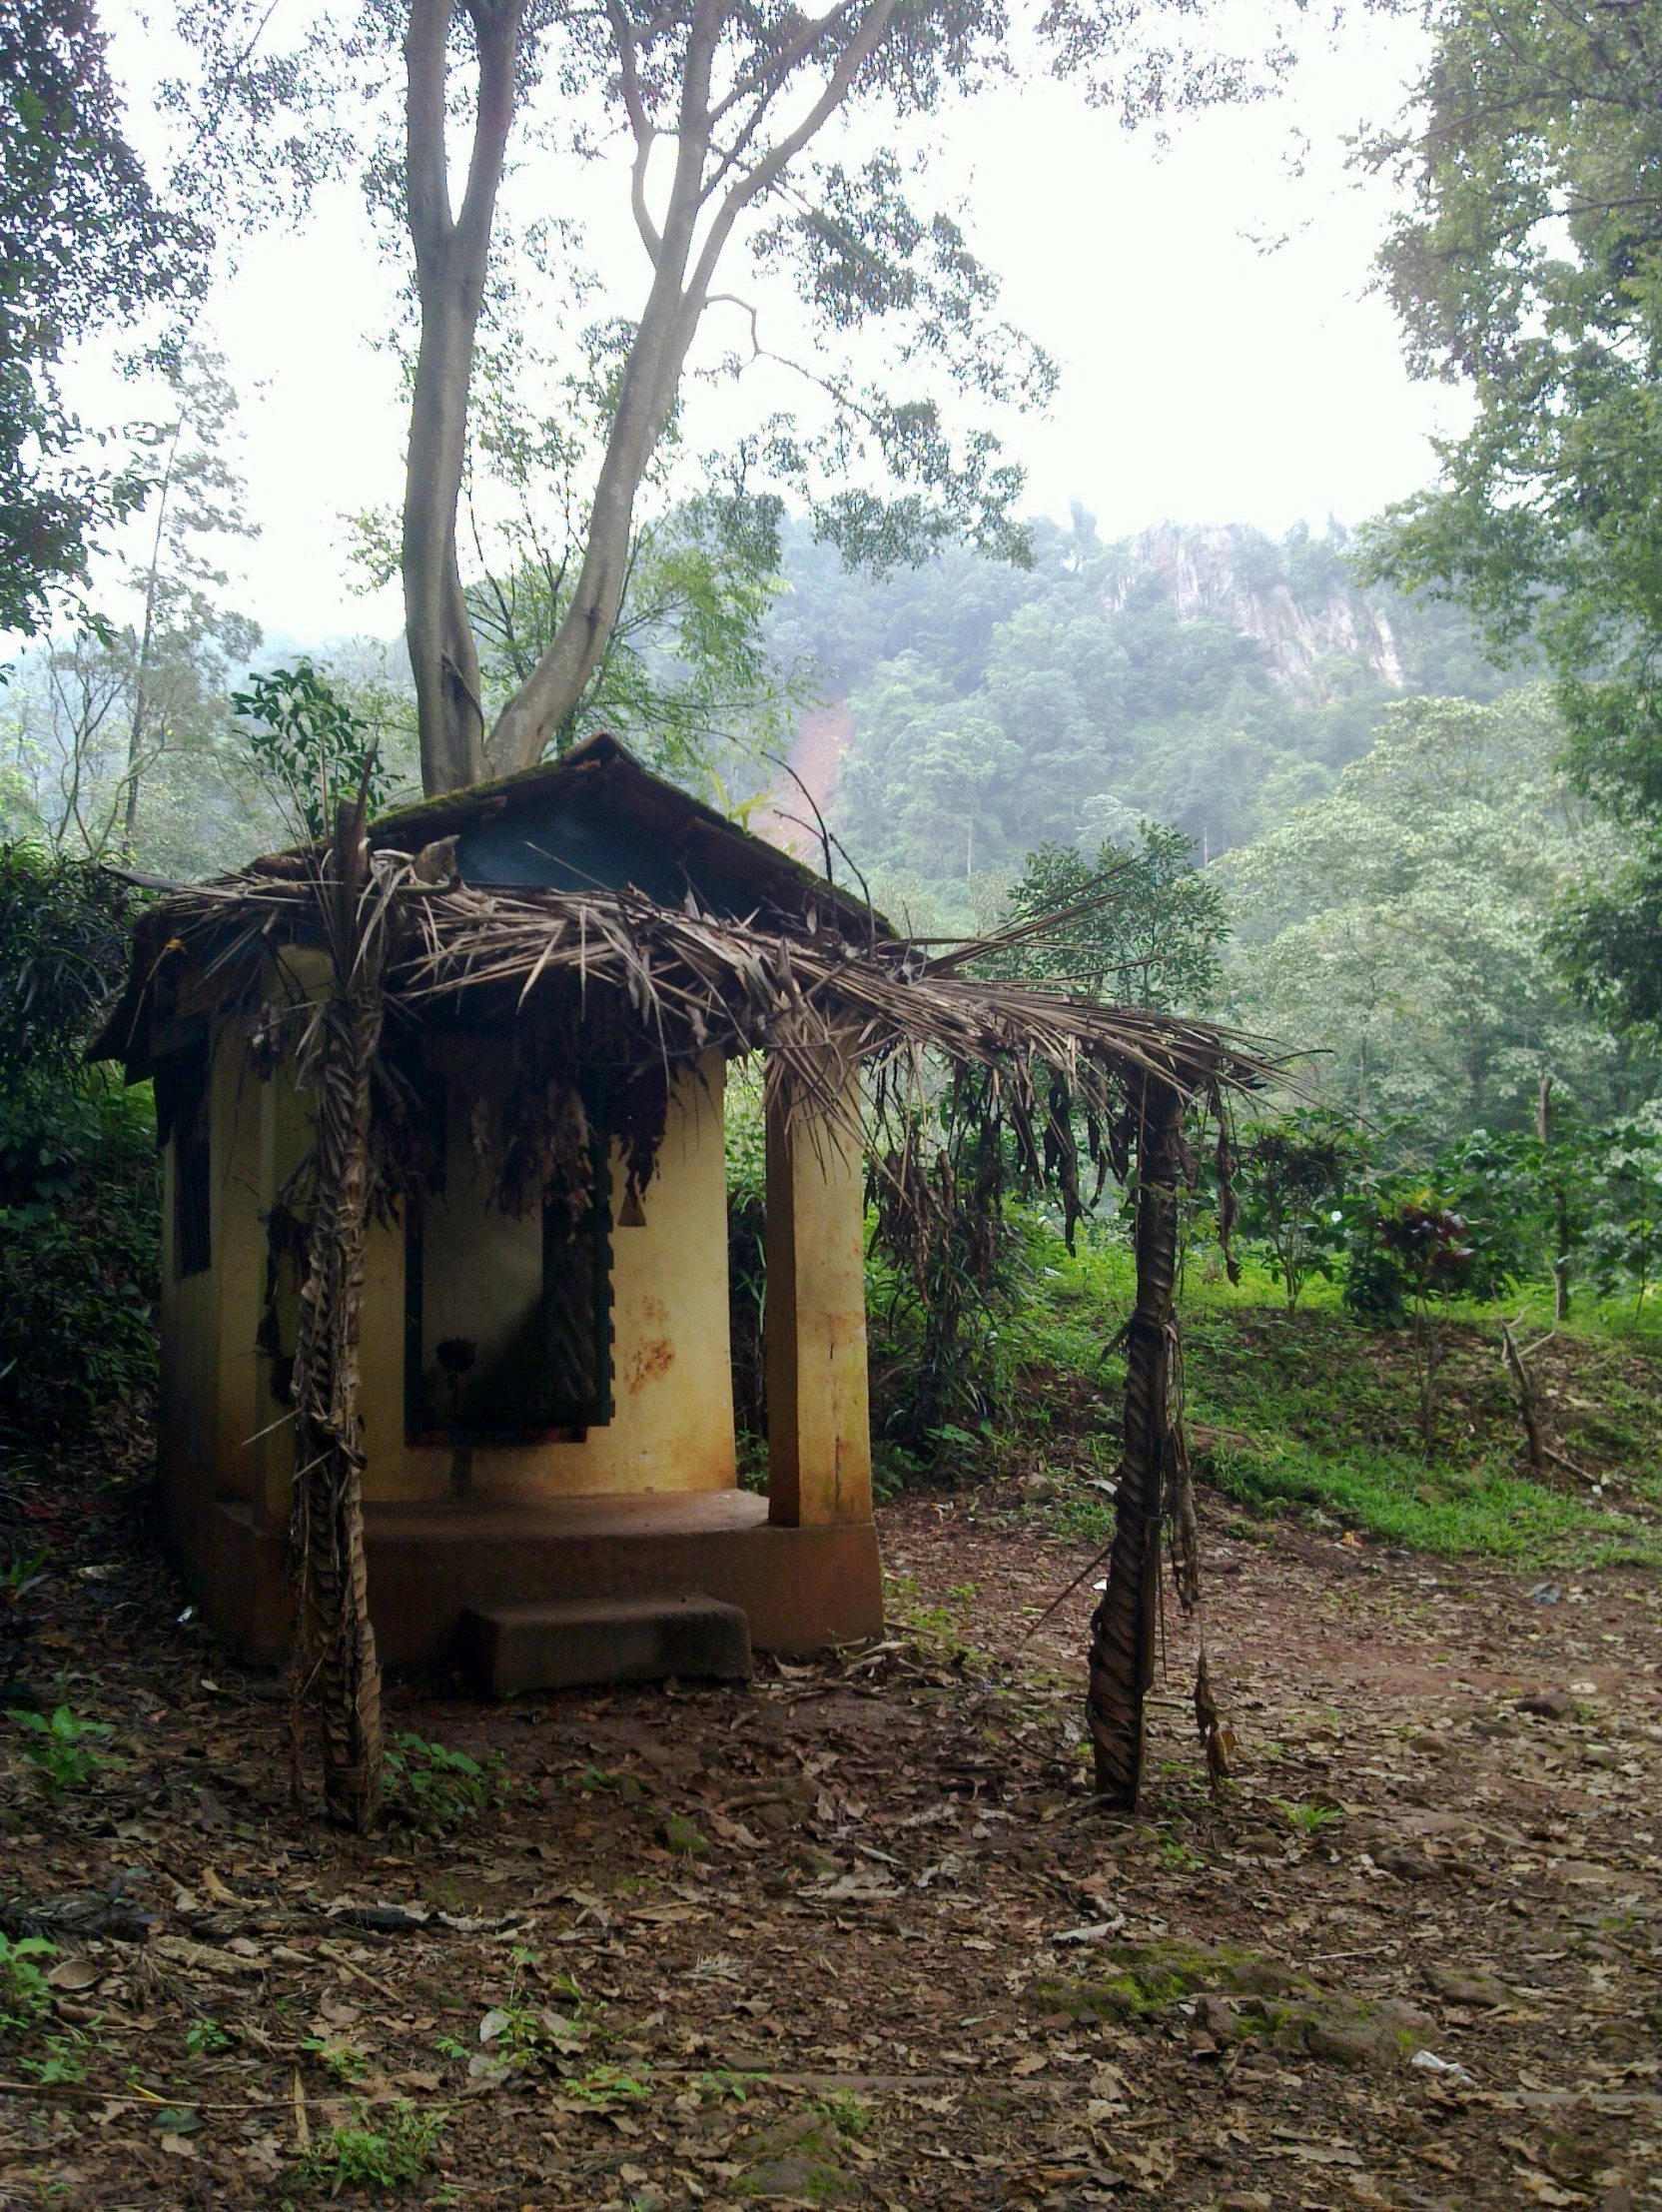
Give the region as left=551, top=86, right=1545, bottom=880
left=1, top=1480, right=1658, bottom=2210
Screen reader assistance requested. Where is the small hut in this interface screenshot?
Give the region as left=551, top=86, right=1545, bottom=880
left=97, top=732, right=1265, bottom=1822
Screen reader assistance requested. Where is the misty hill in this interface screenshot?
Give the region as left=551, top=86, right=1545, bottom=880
left=767, top=511, right=1510, bottom=921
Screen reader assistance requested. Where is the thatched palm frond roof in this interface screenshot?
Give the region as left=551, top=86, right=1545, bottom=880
left=98, top=848, right=1276, bottom=1117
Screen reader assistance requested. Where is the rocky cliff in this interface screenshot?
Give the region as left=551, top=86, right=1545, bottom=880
left=1110, top=522, right=1406, bottom=693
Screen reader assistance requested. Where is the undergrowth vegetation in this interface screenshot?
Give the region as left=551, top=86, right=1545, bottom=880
left=0, top=1932, right=54, bottom=2039
left=0, top=847, right=158, bottom=1454
left=9, top=1702, right=122, bottom=1801
left=383, top=1732, right=504, bottom=1833
left=940, top=1208, right=1662, bottom=1569
left=725, top=1077, right=1662, bottom=1566
left=296, top=2099, right=448, bottom=2194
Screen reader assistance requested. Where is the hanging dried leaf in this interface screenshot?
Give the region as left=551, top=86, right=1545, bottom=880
left=1195, top=1650, right=1236, bottom=1794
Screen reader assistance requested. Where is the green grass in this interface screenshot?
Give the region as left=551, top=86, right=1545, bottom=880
left=296, top=2101, right=446, bottom=2194
left=977, top=1208, right=1662, bottom=1569
left=0, top=1934, right=54, bottom=2038
left=884, top=1573, right=990, bottom=1667
left=1201, top=1434, right=1651, bottom=1561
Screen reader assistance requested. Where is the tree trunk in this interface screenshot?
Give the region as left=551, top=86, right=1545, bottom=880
left=404, top=274, right=488, bottom=796
left=1088, top=1076, right=1185, bottom=1808
left=287, top=802, right=388, bottom=1829
left=1501, top=1321, right=1545, bottom=1480
left=482, top=128, right=714, bottom=777
left=481, top=0, right=893, bottom=778
left=403, top=0, right=524, bottom=797
left=401, top=0, right=895, bottom=790
left=122, top=427, right=178, bottom=856
left=481, top=342, right=681, bottom=775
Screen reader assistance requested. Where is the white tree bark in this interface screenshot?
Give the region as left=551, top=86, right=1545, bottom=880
left=403, top=0, right=526, bottom=796
left=403, top=0, right=898, bottom=793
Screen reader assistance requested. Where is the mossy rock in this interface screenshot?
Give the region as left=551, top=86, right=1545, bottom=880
left=1424, top=1962, right=1505, bottom=2008
left=1302, top=1996, right=1435, bottom=2067
left=1213, top=1953, right=1303, bottom=1999
left=1244, top=1991, right=1435, bottom=2067
left=733, top=2158, right=861, bottom=2204
left=732, top=2114, right=860, bottom=2204
left=1034, top=1942, right=1434, bottom=2068
left=732, top=2115, right=842, bottom=2164
left=1031, top=1938, right=1308, bottom=2020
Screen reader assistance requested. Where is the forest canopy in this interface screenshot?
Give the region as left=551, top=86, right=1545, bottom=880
left=785, top=512, right=1509, bottom=909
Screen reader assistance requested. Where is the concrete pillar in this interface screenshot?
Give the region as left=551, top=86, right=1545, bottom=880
left=764, top=1069, right=873, bottom=1528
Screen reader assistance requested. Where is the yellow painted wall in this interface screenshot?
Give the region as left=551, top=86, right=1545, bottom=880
left=206, top=1027, right=739, bottom=1506
left=158, top=1021, right=266, bottom=1561
left=764, top=1076, right=874, bottom=1528
left=158, top=1135, right=215, bottom=1531
left=250, top=1046, right=311, bottom=1532
left=212, top=1043, right=267, bottom=1510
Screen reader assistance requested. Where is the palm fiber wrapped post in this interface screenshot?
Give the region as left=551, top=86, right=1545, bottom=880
left=1087, top=1073, right=1186, bottom=1808
left=287, top=799, right=387, bottom=1831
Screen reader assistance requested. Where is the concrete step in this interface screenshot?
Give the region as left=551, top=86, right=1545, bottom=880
left=459, top=1594, right=752, bottom=1697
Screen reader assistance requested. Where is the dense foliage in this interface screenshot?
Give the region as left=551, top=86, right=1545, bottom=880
left=1357, top=0, right=1662, bottom=1044
left=0, top=847, right=157, bottom=1449
left=772, top=512, right=1505, bottom=925
left=994, top=826, right=1228, bottom=1012
left=1234, top=1109, right=1362, bottom=1313
left=0, top=842, right=132, bottom=1081
left=867, top=1082, right=1022, bottom=1460
left=233, top=661, right=394, bottom=841
left=0, top=0, right=202, bottom=633
left=1226, top=1108, right=1662, bottom=1334
left=1222, top=691, right=1648, bottom=1134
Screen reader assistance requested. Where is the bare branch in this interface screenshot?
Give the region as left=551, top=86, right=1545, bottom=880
left=707, top=0, right=860, bottom=133
left=455, top=0, right=527, bottom=261
left=607, top=0, right=664, bottom=263
left=686, top=0, right=899, bottom=321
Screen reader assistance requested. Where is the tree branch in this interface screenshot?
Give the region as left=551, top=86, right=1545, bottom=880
left=685, top=0, right=898, bottom=321
left=707, top=0, right=859, bottom=133
left=405, top=0, right=455, bottom=271
left=608, top=0, right=663, bottom=262
left=456, top=0, right=527, bottom=262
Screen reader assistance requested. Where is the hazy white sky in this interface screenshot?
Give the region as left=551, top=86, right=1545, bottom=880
left=89, top=5, right=1454, bottom=642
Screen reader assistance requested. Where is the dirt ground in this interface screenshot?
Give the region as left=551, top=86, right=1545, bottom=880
left=1, top=1467, right=1659, bottom=2211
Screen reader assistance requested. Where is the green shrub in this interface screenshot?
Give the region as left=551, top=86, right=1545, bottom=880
left=725, top=1061, right=768, bottom=1442
left=296, top=2099, right=446, bottom=2193
left=231, top=660, right=395, bottom=842
left=302, top=2033, right=369, bottom=2083
left=11, top=1703, right=122, bottom=1799
left=0, top=844, right=134, bottom=1088
left=384, top=1733, right=502, bottom=1830
left=867, top=1087, right=1021, bottom=1458
left=0, top=1933, right=55, bottom=2037
left=0, top=1075, right=160, bottom=1445
left=0, top=844, right=156, bottom=1449
left=1237, top=1109, right=1366, bottom=1313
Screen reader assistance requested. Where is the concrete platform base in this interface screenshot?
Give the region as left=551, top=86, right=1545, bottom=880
left=203, top=1490, right=883, bottom=1669
left=460, top=1595, right=752, bottom=1697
